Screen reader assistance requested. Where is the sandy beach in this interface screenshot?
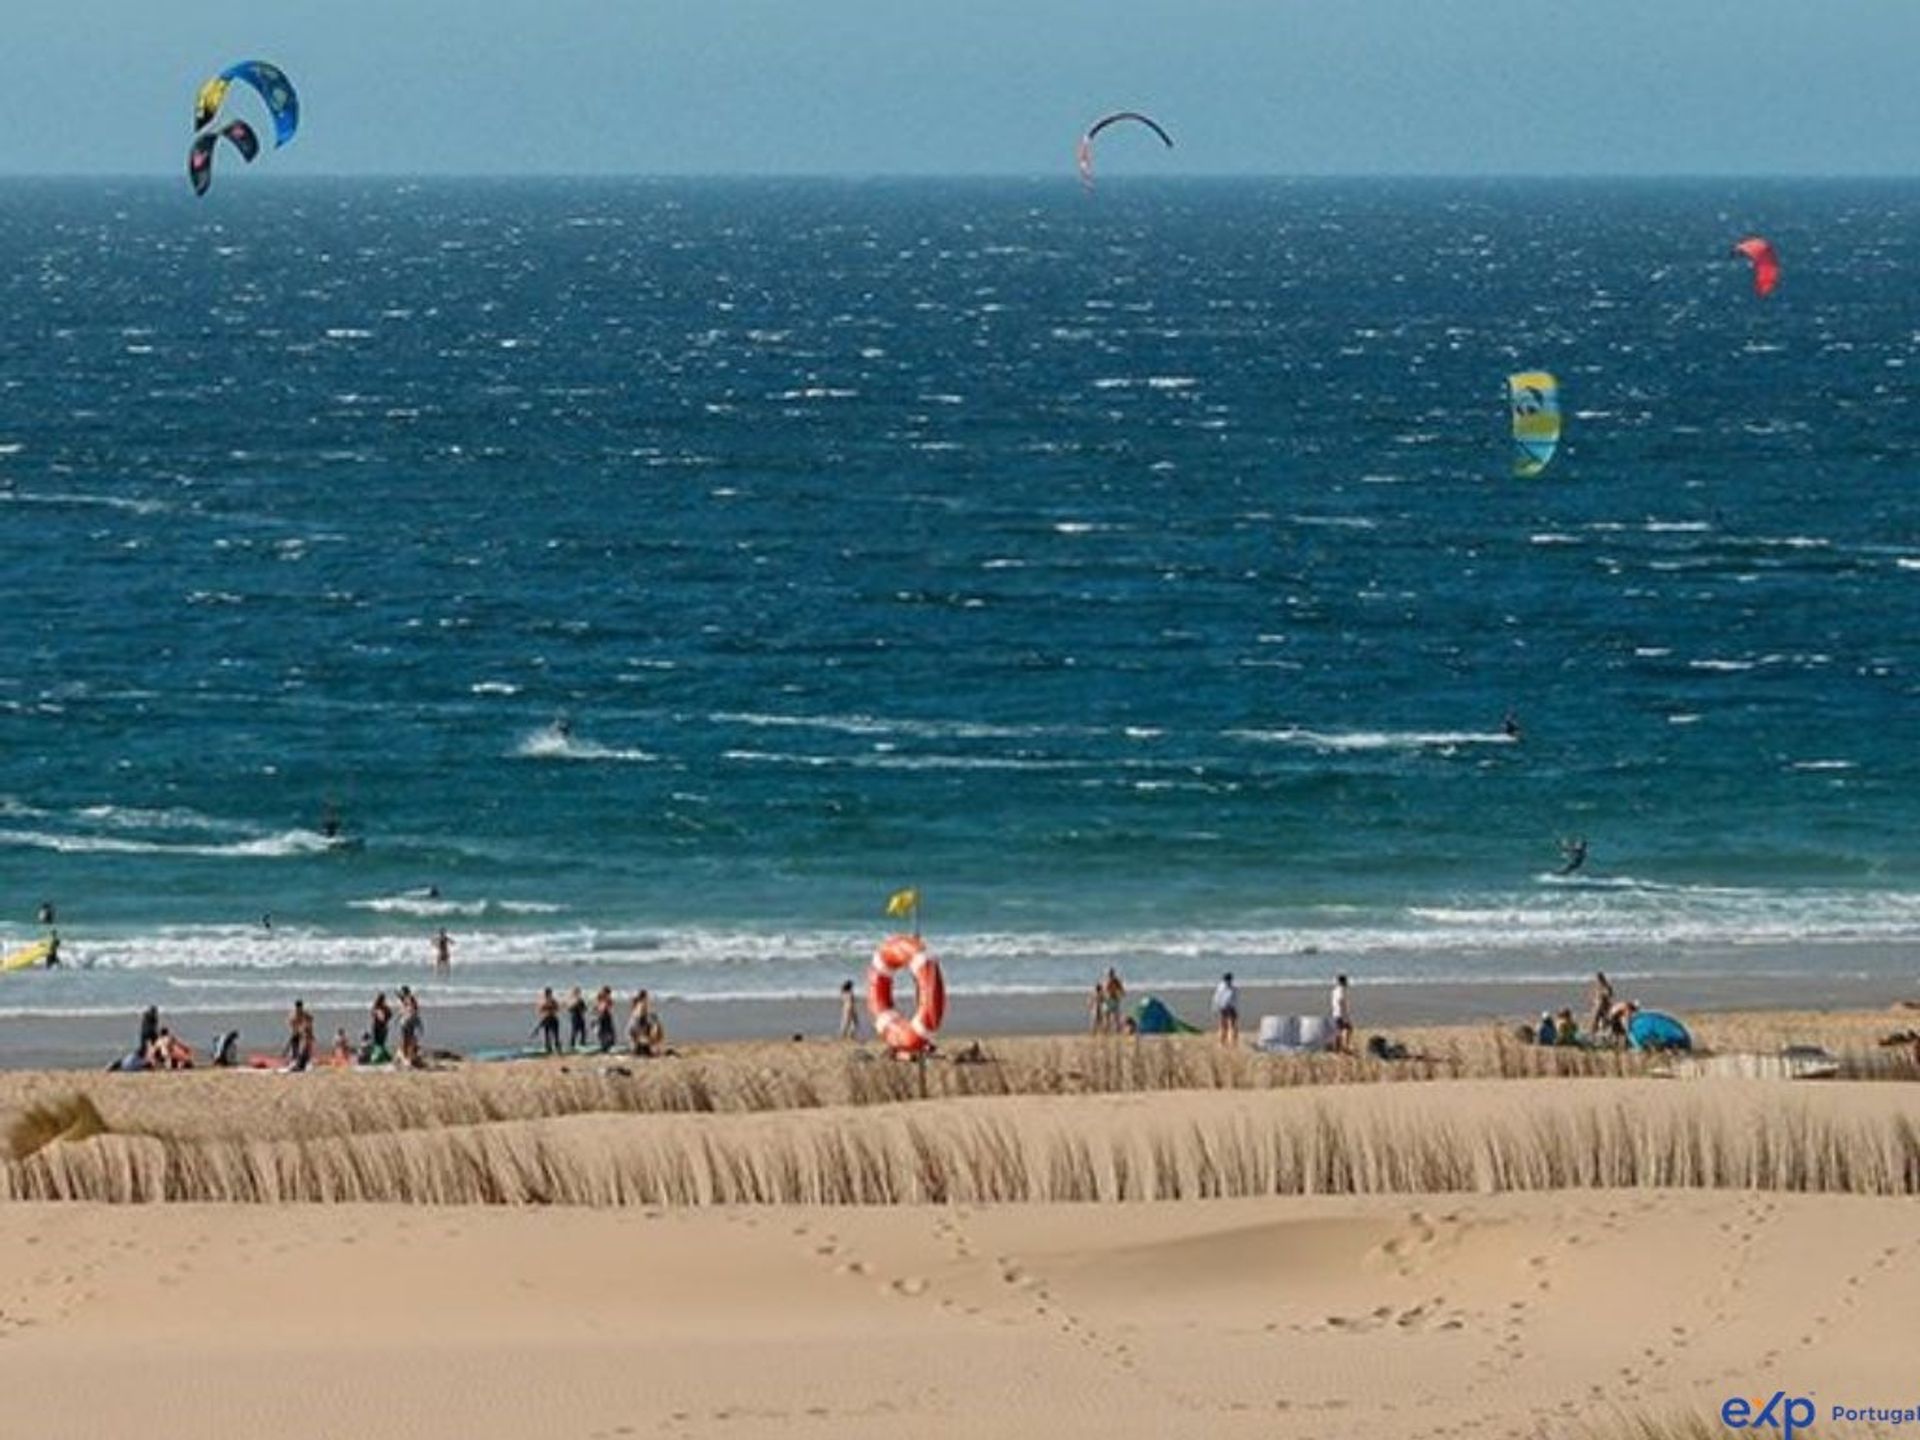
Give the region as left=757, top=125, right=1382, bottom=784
left=3, top=947, right=1915, bottom=1071
left=3, top=1188, right=1918, bottom=1440
left=4, top=1010, right=1920, bottom=1438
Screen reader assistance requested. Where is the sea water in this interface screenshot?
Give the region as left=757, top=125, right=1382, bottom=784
left=0, top=177, right=1915, bottom=1022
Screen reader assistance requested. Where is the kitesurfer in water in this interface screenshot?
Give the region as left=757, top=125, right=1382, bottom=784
left=320, top=802, right=341, bottom=839
left=1557, top=837, right=1589, bottom=876
left=1503, top=710, right=1523, bottom=742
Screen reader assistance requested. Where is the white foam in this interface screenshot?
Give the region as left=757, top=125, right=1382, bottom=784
left=513, top=728, right=656, bottom=764
left=0, top=490, right=166, bottom=515
left=72, top=804, right=252, bottom=836
left=721, top=749, right=1100, bottom=773
left=0, top=827, right=345, bottom=859
left=349, top=895, right=568, bottom=918
left=712, top=710, right=1068, bottom=742
left=1227, top=727, right=1515, bottom=753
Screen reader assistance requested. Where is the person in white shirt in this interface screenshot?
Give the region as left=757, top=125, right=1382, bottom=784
left=1212, top=972, right=1240, bottom=1047
left=1331, top=974, right=1353, bottom=1054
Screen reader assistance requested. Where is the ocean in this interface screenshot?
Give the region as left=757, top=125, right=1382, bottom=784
left=1, top=176, right=1915, bottom=1031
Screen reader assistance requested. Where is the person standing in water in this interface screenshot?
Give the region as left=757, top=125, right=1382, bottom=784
left=431, top=928, right=453, bottom=975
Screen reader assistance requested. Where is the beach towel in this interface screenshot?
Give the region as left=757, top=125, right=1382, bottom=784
left=1132, top=996, right=1201, bottom=1035
left=1254, top=1015, right=1335, bottom=1054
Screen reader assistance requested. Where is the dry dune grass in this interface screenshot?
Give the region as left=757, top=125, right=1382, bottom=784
left=0, top=1031, right=1692, bottom=1150
left=5, top=1078, right=1919, bottom=1208
left=5, top=1020, right=1910, bottom=1157
left=4, top=1092, right=109, bottom=1161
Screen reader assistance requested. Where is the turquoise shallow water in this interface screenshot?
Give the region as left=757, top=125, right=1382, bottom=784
left=0, top=177, right=1915, bottom=1020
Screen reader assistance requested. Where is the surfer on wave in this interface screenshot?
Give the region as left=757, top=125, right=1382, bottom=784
left=1556, top=836, right=1589, bottom=876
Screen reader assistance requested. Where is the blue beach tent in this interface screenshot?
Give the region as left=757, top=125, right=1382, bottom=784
left=1133, top=996, right=1201, bottom=1035
left=1627, top=1010, right=1692, bottom=1053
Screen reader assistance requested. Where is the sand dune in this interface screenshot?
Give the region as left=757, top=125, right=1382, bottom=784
left=1, top=1190, right=1915, bottom=1439
left=6, top=1019, right=1918, bottom=1436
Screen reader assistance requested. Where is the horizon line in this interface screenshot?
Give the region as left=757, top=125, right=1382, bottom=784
left=4, top=170, right=1920, bottom=184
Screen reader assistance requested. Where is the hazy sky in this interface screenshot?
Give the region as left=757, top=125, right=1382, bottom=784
left=5, top=1, right=1918, bottom=176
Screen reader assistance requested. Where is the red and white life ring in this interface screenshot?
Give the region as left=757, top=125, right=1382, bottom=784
left=868, top=933, right=945, bottom=1055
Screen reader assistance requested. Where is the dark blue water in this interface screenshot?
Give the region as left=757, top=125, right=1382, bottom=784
left=1, top=178, right=1915, bottom=1017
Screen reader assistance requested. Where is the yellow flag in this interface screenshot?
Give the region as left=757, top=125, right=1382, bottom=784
left=885, top=888, right=919, bottom=918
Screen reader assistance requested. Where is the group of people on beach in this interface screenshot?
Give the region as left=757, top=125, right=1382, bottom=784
left=1529, top=971, right=1642, bottom=1048
left=1087, top=967, right=1128, bottom=1034
left=111, top=987, right=428, bottom=1072
left=289, top=988, right=426, bottom=1070
left=533, top=985, right=666, bottom=1057
left=271, top=988, right=427, bottom=1070
left=1082, top=968, right=1357, bottom=1054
